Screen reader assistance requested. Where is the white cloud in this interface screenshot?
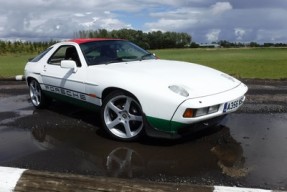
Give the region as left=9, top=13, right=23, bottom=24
left=145, top=7, right=203, bottom=32
left=234, top=28, right=246, bottom=41
left=145, top=18, right=198, bottom=32
left=0, top=0, right=286, bottom=43
left=81, top=17, right=131, bottom=31
left=211, top=2, right=232, bottom=15
left=98, top=18, right=132, bottom=30
left=74, top=13, right=85, bottom=17
left=0, top=0, right=147, bottom=40
left=206, top=29, right=221, bottom=42
left=81, top=17, right=99, bottom=28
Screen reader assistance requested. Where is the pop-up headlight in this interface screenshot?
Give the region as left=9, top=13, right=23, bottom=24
left=168, top=85, right=189, bottom=97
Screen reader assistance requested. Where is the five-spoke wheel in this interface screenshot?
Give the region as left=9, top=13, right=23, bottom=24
left=101, top=91, right=144, bottom=141
left=29, top=79, right=47, bottom=108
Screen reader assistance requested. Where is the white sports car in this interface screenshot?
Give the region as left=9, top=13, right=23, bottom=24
left=24, top=38, right=248, bottom=141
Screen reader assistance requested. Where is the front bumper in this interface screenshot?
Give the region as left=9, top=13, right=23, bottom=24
left=144, top=83, right=247, bottom=139
left=170, top=83, right=248, bottom=130
left=144, top=114, right=227, bottom=139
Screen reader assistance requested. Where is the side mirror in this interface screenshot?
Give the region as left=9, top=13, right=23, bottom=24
left=153, top=53, right=160, bottom=59
left=61, top=60, right=77, bottom=73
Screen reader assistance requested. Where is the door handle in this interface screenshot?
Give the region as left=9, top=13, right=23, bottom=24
left=43, top=65, right=47, bottom=72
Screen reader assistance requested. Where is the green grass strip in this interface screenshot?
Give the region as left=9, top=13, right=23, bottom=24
left=0, top=54, right=34, bottom=78
left=153, top=48, right=287, bottom=79
left=1, top=48, right=287, bottom=79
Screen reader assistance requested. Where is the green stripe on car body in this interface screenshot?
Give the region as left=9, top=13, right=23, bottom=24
left=43, top=91, right=100, bottom=112
left=146, top=116, right=186, bottom=133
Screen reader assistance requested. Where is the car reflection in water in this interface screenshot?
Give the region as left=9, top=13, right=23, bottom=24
left=30, top=122, right=247, bottom=180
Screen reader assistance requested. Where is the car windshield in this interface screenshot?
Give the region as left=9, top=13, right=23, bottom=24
left=79, top=40, right=156, bottom=66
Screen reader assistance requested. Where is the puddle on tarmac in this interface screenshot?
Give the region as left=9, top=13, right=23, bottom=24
left=0, top=103, right=286, bottom=189
left=0, top=95, right=30, bottom=113
left=224, top=113, right=287, bottom=189
left=0, top=126, right=43, bottom=163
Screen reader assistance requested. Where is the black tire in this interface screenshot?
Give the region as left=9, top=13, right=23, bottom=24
left=101, top=91, right=144, bottom=141
left=29, top=79, right=48, bottom=109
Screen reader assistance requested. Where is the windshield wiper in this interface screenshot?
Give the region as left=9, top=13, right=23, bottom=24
left=105, top=56, right=139, bottom=64
left=105, top=57, right=124, bottom=64
left=140, top=53, right=153, bottom=60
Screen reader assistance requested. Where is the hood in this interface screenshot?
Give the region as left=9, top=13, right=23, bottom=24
left=91, top=59, right=241, bottom=98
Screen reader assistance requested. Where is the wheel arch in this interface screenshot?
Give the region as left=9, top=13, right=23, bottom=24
left=26, top=76, right=35, bottom=85
left=102, top=87, right=142, bottom=108
left=26, top=75, right=42, bottom=86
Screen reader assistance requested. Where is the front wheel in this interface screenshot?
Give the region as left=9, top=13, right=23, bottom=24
left=101, top=91, right=144, bottom=141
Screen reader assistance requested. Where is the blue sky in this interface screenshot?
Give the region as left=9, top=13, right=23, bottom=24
left=0, top=0, right=287, bottom=43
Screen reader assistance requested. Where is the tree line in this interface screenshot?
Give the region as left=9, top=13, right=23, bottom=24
left=1, top=28, right=287, bottom=55
left=0, top=40, right=56, bottom=55
left=217, top=40, right=287, bottom=48
left=0, top=29, right=191, bottom=54
left=74, top=29, right=192, bottom=49
left=191, top=40, right=287, bottom=48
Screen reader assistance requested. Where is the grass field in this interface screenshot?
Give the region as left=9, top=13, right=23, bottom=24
left=0, top=54, right=34, bottom=78
left=0, top=48, right=287, bottom=79
left=153, top=48, right=287, bottom=79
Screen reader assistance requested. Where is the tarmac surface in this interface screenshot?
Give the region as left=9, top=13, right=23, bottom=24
left=0, top=79, right=287, bottom=191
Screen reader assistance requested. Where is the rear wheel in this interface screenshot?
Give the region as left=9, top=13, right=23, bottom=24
left=101, top=91, right=144, bottom=141
left=29, top=79, right=48, bottom=108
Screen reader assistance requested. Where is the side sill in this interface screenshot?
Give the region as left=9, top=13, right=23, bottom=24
left=43, top=91, right=100, bottom=112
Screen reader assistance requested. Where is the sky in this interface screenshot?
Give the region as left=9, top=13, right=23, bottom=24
left=0, top=0, right=287, bottom=43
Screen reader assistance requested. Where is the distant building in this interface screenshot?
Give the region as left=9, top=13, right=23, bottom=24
left=199, top=43, right=220, bottom=48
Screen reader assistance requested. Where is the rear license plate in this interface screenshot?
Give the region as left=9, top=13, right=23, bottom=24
left=223, top=97, right=244, bottom=113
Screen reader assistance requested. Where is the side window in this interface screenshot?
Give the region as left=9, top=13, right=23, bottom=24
left=48, top=46, right=69, bottom=65
left=31, top=47, right=53, bottom=62
left=48, top=45, right=81, bottom=67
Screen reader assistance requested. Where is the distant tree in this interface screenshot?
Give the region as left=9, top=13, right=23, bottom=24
left=190, top=42, right=199, bottom=48
left=249, top=42, right=259, bottom=47
left=218, top=40, right=232, bottom=48
left=147, top=31, right=163, bottom=49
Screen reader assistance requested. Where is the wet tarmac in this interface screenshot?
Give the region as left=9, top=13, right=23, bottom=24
left=0, top=81, right=287, bottom=190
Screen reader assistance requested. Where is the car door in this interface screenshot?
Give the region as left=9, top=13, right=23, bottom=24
left=42, top=45, right=87, bottom=102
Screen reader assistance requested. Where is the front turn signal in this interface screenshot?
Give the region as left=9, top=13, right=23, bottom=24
left=183, top=108, right=194, bottom=118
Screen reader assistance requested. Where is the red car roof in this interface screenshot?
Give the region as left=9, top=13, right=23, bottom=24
left=69, top=38, right=123, bottom=44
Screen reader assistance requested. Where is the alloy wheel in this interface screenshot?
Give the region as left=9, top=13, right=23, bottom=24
left=103, top=93, right=144, bottom=140
left=29, top=80, right=42, bottom=107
